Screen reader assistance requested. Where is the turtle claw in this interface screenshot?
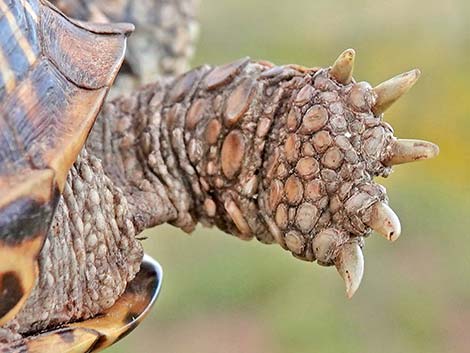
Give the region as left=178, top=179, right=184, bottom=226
left=372, top=69, right=421, bottom=115
left=18, top=255, right=162, bottom=353
left=335, top=242, right=364, bottom=299
left=384, top=138, right=439, bottom=166
left=330, top=48, right=355, bottom=84
left=365, top=202, right=401, bottom=242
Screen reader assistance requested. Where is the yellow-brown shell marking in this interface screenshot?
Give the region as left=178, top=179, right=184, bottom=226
left=0, top=169, right=57, bottom=326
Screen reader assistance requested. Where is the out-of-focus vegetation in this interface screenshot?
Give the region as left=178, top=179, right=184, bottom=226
left=110, top=0, right=470, bottom=352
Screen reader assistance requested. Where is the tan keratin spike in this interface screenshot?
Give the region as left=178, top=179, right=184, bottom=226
left=384, top=138, right=440, bottom=166
left=330, top=48, right=355, bottom=84
left=335, top=242, right=364, bottom=299
left=372, top=69, right=421, bottom=115
left=366, top=202, right=402, bottom=242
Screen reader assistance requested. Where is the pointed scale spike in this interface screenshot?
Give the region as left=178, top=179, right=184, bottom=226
left=335, top=242, right=364, bottom=299
left=330, top=48, right=355, bottom=84
left=384, top=139, right=439, bottom=166
left=365, top=202, right=401, bottom=242
left=372, top=69, right=421, bottom=115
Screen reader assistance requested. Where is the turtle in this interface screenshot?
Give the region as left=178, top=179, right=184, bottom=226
left=0, top=0, right=440, bottom=351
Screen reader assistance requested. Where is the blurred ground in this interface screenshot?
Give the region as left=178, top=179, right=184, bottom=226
left=109, top=0, right=470, bottom=352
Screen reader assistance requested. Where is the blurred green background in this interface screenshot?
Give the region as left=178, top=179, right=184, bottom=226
left=110, top=0, right=470, bottom=352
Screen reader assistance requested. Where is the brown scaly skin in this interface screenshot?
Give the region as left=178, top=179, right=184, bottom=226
left=86, top=51, right=438, bottom=299
left=1, top=50, right=439, bottom=345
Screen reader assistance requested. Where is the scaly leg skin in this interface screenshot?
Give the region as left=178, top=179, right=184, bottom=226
left=0, top=50, right=438, bottom=346
left=51, top=0, right=199, bottom=94
left=87, top=49, right=438, bottom=299
left=0, top=149, right=143, bottom=345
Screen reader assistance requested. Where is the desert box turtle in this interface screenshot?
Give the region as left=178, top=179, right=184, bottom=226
left=0, top=0, right=439, bottom=351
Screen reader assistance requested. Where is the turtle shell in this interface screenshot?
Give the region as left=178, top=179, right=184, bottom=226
left=0, top=0, right=132, bottom=325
